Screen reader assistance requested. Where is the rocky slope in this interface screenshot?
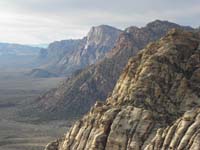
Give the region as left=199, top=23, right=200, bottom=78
left=34, top=20, right=194, bottom=120
left=38, top=25, right=122, bottom=76
left=27, top=68, right=58, bottom=78
left=45, top=29, right=200, bottom=150
left=145, top=108, right=200, bottom=150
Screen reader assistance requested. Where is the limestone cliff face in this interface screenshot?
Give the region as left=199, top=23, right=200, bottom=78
left=38, top=25, right=122, bottom=76
left=84, top=25, right=122, bottom=63
left=45, top=29, right=200, bottom=150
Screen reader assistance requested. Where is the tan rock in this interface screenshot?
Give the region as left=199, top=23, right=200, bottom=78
left=45, top=30, right=200, bottom=150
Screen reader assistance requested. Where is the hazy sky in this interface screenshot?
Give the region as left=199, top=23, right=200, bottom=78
left=0, top=0, right=199, bottom=44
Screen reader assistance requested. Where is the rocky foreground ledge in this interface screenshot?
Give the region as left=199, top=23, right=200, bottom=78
left=45, top=29, right=200, bottom=150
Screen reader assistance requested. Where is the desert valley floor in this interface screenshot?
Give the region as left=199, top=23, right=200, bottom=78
left=0, top=70, right=68, bottom=150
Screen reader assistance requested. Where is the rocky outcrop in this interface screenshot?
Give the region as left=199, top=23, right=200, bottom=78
left=108, top=29, right=200, bottom=121
left=145, top=108, right=200, bottom=150
left=34, top=20, right=195, bottom=120
left=45, top=29, right=200, bottom=150
left=38, top=25, right=122, bottom=76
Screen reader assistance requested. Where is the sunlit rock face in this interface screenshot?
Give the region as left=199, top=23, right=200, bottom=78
left=38, top=25, right=122, bottom=76
left=36, top=20, right=195, bottom=121
left=45, top=29, right=200, bottom=150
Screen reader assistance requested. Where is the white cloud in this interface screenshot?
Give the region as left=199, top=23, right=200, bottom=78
left=0, top=0, right=199, bottom=44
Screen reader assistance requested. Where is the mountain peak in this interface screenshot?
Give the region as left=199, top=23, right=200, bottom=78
left=146, top=20, right=193, bottom=31
left=45, top=30, right=200, bottom=150
left=146, top=19, right=179, bottom=27
left=110, top=29, right=200, bottom=111
left=36, top=25, right=122, bottom=76
left=87, top=24, right=122, bottom=38
left=84, top=25, right=122, bottom=49
left=92, top=24, right=120, bottom=30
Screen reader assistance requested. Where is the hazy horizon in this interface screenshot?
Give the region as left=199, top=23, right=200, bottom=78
left=0, top=0, right=199, bottom=44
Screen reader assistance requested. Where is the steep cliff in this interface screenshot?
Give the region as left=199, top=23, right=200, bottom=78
left=35, top=20, right=194, bottom=120
left=38, top=25, right=122, bottom=76
left=45, top=29, right=200, bottom=150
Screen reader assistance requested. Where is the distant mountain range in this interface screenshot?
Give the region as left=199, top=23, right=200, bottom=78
left=0, top=43, right=41, bottom=70
left=24, top=20, right=196, bottom=121
left=29, top=44, right=49, bottom=48
left=36, top=25, right=122, bottom=76
left=0, top=42, right=40, bottom=56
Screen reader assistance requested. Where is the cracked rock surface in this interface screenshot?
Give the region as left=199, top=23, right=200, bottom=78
left=45, top=29, right=200, bottom=150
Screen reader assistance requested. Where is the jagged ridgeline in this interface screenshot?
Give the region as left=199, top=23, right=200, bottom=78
left=32, top=20, right=194, bottom=120
left=45, top=29, right=200, bottom=150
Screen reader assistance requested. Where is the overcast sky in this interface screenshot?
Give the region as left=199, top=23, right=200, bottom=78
left=0, top=0, right=199, bottom=44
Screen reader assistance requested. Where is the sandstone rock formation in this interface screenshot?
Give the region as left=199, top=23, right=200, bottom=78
left=34, top=20, right=195, bottom=120
left=145, top=108, right=200, bottom=150
left=45, top=29, right=200, bottom=150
